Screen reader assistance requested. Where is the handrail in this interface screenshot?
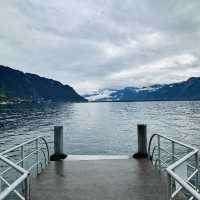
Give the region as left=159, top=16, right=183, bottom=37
left=0, top=154, right=29, bottom=200
left=148, top=134, right=200, bottom=200
left=0, top=175, right=26, bottom=200
left=148, top=134, right=196, bottom=158
left=0, top=136, right=50, bottom=200
left=0, top=136, right=49, bottom=157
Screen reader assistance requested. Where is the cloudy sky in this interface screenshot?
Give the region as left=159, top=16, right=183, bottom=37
left=1, top=0, right=200, bottom=94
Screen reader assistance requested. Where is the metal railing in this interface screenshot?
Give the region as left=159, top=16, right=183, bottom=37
left=0, top=136, right=49, bottom=200
left=148, top=134, right=200, bottom=200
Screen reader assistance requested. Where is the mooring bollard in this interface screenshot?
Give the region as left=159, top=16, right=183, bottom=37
left=50, top=126, right=67, bottom=161
left=133, top=124, right=148, bottom=159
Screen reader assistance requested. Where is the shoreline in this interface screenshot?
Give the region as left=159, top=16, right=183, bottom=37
left=1, top=99, right=200, bottom=106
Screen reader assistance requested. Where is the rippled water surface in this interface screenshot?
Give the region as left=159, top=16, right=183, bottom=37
left=0, top=101, right=200, bottom=155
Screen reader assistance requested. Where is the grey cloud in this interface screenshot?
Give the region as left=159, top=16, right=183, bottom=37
left=0, top=0, right=200, bottom=93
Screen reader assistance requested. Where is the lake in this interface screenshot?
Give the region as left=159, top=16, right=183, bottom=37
left=0, top=101, right=200, bottom=155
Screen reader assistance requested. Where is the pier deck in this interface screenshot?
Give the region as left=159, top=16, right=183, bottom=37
left=31, top=156, right=167, bottom=200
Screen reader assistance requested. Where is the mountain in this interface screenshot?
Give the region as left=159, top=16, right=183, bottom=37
left=84, top=89, right=119, bottom=101
left=0, top=89, right=9, bottom=102
left=84, top=78, right=200, bottom=101
left=0, top=65, right=87, bottom=103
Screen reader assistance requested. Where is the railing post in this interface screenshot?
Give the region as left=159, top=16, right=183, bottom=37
left=36, top=138, right=39, bottom=175
left=195, top=152, right=199, bottom=191
left=171, top=141, right=176, bottom=192
left=172, top=141, right=175, bottom=164
left=133, top=124, right=148, bottom=158
left=21, top=145, right=24, bottom=168
left=157, top=135, right=161, bottom=171
left=167, top=173, right=172, bottom=200
left=50, top=126, right=67, bottom=161
left=25, top=174, right=30, bottom=200
left=21, top=145, right=25, bottom=193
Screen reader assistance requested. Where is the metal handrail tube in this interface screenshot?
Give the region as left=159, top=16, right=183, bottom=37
left=0, top=155, right=27, bottom=175
left=0, top=136, right=49, bottom=200
left=0, top=154, right=29, bottom=199
left=151, top=146, right=158, bottom=161
left=167, top=150, right=198, bottom=171
left=152, top=148, right=178, bottom=170
left=182, top=169, right=198, bottom=185
left=40, top=149, right=47, bottom=166
left=188, top=181, right=197, bottom=190
left=0, top=173, right=28, bottom=200
left=40, top=137, right=50, bottom=161
left=0, top=148, right=47, bottom=176
left=152, top=146, right=196, bottom=173
left=0, top=150, right=36, bottom=176
left=171, top=169, right=198, bottom=198
left=0, top=138, right=39, bottom=155
left=0, top=147, right=48, bottom=176
left=28, top=162, right=38, bottom=172
left=28, top=161, right=43, bottom=172
left=148, top=134, right=196, bottom=160
left=21, top=149, right=39, bottom=165
left=0, top=136, right=49, bottom=157
left=159, top=159, right=168, bottom=167
left=148, top=133, right=200, bottom=200
left=167, top=169, right=200, bottom=199
left=0, top=176, right=25, bottom=200
left=187, top=163, right=196, bottom=170
left=159, top=147, right=179, bottom=160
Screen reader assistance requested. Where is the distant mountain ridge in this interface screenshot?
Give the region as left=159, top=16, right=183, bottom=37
left=84, top=77, right=200, bottom=102
left=0, top=65, right=87, bottom=103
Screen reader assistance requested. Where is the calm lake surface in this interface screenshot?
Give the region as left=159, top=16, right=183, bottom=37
left=0, top=101, right=200, bottom=155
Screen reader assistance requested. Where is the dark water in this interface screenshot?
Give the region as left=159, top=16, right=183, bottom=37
left=0, top=101, right=200, bottom=155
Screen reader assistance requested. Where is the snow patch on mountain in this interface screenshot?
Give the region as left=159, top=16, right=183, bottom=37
left=84, top=85, right=163, bottom=101
left=135, top=86, right=161, bottom=92
left=84, top=89, right=116, bottom=101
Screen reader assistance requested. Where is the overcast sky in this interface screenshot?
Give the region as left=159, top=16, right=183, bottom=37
left=1, top=0, right=200, bottom=94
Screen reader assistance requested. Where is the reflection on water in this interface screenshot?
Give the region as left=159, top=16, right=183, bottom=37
left=0, top=101, right=200, bottom=155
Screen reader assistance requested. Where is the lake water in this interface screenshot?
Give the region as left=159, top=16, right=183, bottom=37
left=0, top=101, right=200, bottom=155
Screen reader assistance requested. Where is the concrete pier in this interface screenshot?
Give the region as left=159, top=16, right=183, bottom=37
left=31, top=156, right=167, bottom=200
